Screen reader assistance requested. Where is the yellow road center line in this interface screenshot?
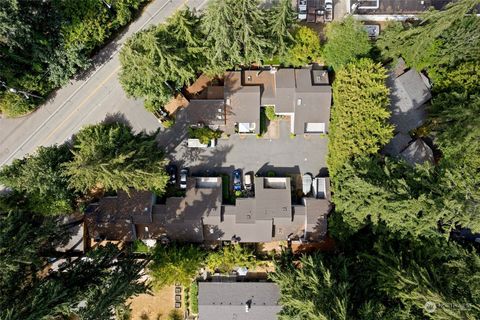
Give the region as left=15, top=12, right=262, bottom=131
left=42, top=66, right=121, bottom=144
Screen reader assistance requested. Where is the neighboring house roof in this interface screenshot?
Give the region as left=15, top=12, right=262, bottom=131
left=136, top=177, right=222, bottom=243
left=304, top=198, right=330, bottom=242
left=198, top=282, right=282, bottom=320
left=223, top=67, right=331, bottom=134
left=400, top=138, right=434, bottom=166
left=225, top=71, right=261, bottom=134
left=183, top=99, right=226, bottom=128
left=85, top=190, right=154, bottom=241
left=383, top=132, right=412, bottom=156
left=87, top=177, right=331, bottom=244
left=388, top=68, right=431, bottom=134
left=203, top=177, right=330, bottom=243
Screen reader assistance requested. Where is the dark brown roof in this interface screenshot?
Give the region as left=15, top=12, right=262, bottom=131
left=85, top=190, right=154, bottom=241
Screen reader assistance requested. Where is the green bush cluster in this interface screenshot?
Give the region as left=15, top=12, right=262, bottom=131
left=188, top=127, right=222, bottom=145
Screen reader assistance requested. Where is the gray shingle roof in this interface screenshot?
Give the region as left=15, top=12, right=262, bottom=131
left=225, top=72, right=261, bottom=134
left=388, top=69, right=431, bottom=134
left=224, top=67, right=331, bottom=134
left=383, top=132, right=412, bottom=156
left=198, top=282, right=281, bottom=320
left=400, top=138, right=434, bottom=166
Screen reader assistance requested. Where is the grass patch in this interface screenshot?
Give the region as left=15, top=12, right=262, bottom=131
left=264, top=105, right=278, bottom=121
left=132, top=240, right=150, bottom=254
left=189, top=282, right=199, bottom=314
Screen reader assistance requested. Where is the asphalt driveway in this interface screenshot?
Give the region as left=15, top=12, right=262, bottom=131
left=157, top=118, right=328, bottom=178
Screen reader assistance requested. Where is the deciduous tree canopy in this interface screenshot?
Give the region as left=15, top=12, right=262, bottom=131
left=0, top=0, right=146, bottom=117
left=149, top=243, right=206, bottom=288
left=284, top=26, right=322, bottom=67
left=323, top=16, right=372, bottom=70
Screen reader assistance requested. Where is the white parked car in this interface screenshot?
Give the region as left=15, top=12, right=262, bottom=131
left=325, top=0, right=333, bottom=22
left=298, top=0, right=307, bottom=20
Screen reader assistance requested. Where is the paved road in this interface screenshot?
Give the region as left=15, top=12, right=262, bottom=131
left=0, top=0, right=208, bottom=166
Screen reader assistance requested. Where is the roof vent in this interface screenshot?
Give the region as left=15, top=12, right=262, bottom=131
left=209, top=228, right=214, bottom=234
left=144, top=226, right=149, bottom=232
left=247, top=75, right=252, bottom=81
left=297, top=98, right=302, bottom=106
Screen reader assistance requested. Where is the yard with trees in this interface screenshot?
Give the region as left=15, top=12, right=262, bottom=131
left=0, top=0, right=147, bottom=117
left=119, top=0, right=322, bottom=112
left=0, top=122, right=169, bottom=215
left=0, top=197, right=148, bottom=320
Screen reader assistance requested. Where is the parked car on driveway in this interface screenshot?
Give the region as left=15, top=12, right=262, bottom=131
left=166, top=164, right=177, bottom=185
left=302, top=173, right=313, bottom=195
left=180, top=168, right=189, bottom=189
left=324, top=0, right=333, bottom=22
left=233, top=169, right=242, bottom=191
left=244, top=172, right=253, bottom=191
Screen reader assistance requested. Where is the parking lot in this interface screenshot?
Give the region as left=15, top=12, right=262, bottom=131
left=157, top=118, right=328, bottom=179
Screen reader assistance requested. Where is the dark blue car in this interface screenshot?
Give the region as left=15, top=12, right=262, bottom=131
left=233, top=169, right=242, bottom=191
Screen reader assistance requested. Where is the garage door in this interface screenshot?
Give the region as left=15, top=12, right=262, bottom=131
left=305, top=122, right=325, bottom=133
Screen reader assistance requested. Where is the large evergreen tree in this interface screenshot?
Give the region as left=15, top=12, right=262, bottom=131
left=378, top=0, right=480, bottom=70
left=0, top=144, right=75, bottom=215
left=62, top=122, right=169, bottom=194
left=271, top=228, right=480, bottom=319
left=267, top=0, right=296, bottom=58
left=119, top=8, right=204, bottom=110
left=202, top=0, right=268, bottom=71
left=327, top=58, right=393, bottom=177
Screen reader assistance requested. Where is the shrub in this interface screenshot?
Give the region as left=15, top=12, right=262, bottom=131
left=167, top=310, right=182, bottom=320
left=206, top=244, right=257, bottom=273
left=0, top=92, right=36, bottom=118
left=265, top=106, right=277, bottom=121
left=190, top=282, right=199, bottom=314
left=162, top=119, right=175, bottom=129
left=188, top=127, right=222, bottom=145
